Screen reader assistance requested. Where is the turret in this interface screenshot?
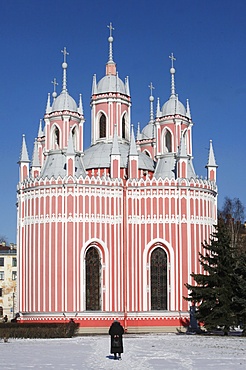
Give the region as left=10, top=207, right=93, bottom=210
left=66, top=132, right=76, bottom=177
left=90, top=22, right=131, bottom=145
left=128, top=126, right=139, bottom=179
left=18, top=134, right=30, bottom=182
left=110, top=126, right=121, bottom=178
left=176, top=133, right=188, bottom=178
left=31, top=139, right=41, bottom=178
left=206, top=140, right=218, bottom=181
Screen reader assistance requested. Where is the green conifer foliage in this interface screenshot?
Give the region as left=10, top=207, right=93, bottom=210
left=185, top=218, right=236, bottom=334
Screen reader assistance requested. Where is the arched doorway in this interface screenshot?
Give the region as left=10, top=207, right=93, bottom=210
left=150, top=247, right=167, bottom=310
left=85, top=247, right=101, bottom=310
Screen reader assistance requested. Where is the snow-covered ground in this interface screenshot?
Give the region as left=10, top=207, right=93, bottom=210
left=0, top=334, right=245, bottom=369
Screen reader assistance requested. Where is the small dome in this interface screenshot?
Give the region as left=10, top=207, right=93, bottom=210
left=141, top=122, right=156, bottom=139
left=97, top=75, right=126, bottom=95
left=162, top=96, right=186, bottom=117
left=52, top=91, right=77, bottom=113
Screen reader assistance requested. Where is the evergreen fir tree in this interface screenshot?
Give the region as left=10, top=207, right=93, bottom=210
left=232, top=249, right=246, bottom=335
left=185, top=218, right=236, bottom=334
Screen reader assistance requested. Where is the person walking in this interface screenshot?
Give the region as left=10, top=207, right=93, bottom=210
left=109, top=320, right=124, bottom=360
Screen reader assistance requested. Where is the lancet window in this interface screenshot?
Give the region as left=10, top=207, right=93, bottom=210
left=164, top=130, right=172, bottom=152
left=85, top=247, right=101, bottom=311
left=122, top=114, right=126, bottom=139
left=53, top=126, right=60, bottom=149
left=99, top=113, right=106, bottom=138
left=150, top=247, right=167, bottom=310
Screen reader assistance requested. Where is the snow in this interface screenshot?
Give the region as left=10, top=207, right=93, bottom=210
left=0, top=334, right=245, bottom=369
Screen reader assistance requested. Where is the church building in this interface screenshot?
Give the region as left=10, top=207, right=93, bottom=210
left=17, top=24, right=218, bottom=332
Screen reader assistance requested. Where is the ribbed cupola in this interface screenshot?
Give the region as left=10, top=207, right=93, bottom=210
left=90, top=22, right=131, bottom=146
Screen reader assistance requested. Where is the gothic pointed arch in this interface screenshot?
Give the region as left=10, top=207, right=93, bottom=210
left=122, top=113, right=126, bottom=139
left=163, top=129, right=172, bottom=153
left=71, top=125, right=78, bottom=150
left=99, top=113, right=107, bottom=139
left=51, top=124, right=61, bottom=149
left=150, top=247, right=168, bottom=310
left=85, top=246, right=101, bottom=310
left=143, top=150, right=151, bottom=158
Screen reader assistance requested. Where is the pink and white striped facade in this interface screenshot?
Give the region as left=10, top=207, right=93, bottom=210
left=17, top=28, right=217, bottom=332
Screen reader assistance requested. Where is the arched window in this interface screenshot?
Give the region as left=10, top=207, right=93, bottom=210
left=54, top=126, right=60, bottom=148
left=151, top=247, right=167, bottom=310
left=85, top=247, right=101, bottom=310
left=99, top=114, right=106, bottom=138
left=122, top=114, right=126, bottom=139
left=72, top=126, right=77, bottom=150
left=165, top=130, right=172, bottom=152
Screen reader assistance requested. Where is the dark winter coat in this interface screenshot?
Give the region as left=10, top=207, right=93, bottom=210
left=109, top=321, right=124, bottom=354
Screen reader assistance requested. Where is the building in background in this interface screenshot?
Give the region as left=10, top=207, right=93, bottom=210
left=0, top=243, right=17, bottom=320
left=17, top=24, right=217, bottom=332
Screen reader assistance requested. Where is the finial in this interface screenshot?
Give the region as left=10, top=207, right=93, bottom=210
left=156, top=97, right=161, bottom=117
left=46, top=93, right=51, bottom=113
left=61, top=47, right=69, bottom=64
left=78, top=94, right=84, bottom=115
left=51, top=78, right=58, bottom=99
left=169, top=53, right=176, bottom=96
left=148, top=82, right=155, bottom=122
left=169, top=52, right=176, bottom=69
left=107, top=22, right=114, bottom=62
left=186, top=99, right=191, bottom=119
left=61, top=47, right=69, bottom=92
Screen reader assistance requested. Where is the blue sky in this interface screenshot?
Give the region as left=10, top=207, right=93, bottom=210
left=0, top=0, right=246, bottom=243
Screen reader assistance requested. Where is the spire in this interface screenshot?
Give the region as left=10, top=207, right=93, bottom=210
left=129, top=125, right=138, bottom=156
left=78, top=94, right=84, bottom=115
left=111, top=125, right=120, bottom=155
left=106, top=23, right=116, bottom=75
left=149, top=82, right=155, bottom=123
left=206, top=140, right=217, bottom=182
left=186, top=99, right=191, bottom=119
left=31, top=139, right=41, bottom=167
left=206, top=140, right=218, bottom=168
left=92, top=74, right=97, bottom=95
left=38, top=119, right=43, bottom=138
left=19, top=134, right=30, bottom=163
left=61, top=47, right=69, bottom=92
left=107, top=22, right=114, bottom=63
left=125, top=76, right=130, bottom=96
left=46, top=93, right=51, bottom=113
left=137, top=122, right=142, bottom=140
left=169, top=53, right=176, bottom=97
left=156, top=97, right=161, bottom=118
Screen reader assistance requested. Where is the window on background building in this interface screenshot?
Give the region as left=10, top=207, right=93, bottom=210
left=12, top=271, right=17, bottom=280
left=0, top=271, right=4, bottom=280
left=0, top=306, right=3, bottom=317
left=0, top=288, right=2, bottom=297
left=0, top=257, right=4, bottom=267
left=12, top=257, right=17, bottom=267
